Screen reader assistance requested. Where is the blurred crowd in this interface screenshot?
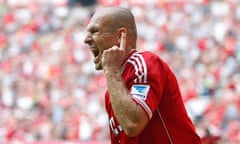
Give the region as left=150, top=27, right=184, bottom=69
left=0, top=0, right=239, bottom=143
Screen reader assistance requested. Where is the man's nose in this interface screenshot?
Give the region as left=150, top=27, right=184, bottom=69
left=84, top=33, right=92, bottom=44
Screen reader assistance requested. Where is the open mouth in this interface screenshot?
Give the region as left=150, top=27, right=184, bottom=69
left=92, top=49, right=99, bottom=58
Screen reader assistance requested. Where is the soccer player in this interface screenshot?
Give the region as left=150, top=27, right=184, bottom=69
left=84, top=6, right=201, bottom=144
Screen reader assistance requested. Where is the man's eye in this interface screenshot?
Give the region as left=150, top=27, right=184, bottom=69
left=91, top=29, right=98, bottom=33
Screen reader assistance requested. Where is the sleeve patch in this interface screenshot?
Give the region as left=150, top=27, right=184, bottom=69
left=131, top=84, right=150, bottom=100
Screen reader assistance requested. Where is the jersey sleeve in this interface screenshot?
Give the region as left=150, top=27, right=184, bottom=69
left=124, top=52, right=167, bottom=120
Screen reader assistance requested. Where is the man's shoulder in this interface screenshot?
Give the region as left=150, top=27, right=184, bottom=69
left=137, top=50, right=161, bottom=59
left=126, top=50, right=168, bottom=72
left=125, top=50, right=170, bottom=70
left=137, top=50, right=166, bottom=65
left=138, top=50, right=158, bottom=56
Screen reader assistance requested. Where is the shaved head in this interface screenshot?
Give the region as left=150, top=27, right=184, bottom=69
left=91, top=7, right=137, bottom=45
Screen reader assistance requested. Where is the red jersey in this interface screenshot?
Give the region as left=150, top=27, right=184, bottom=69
left=105, top=50, right=201, bottom=144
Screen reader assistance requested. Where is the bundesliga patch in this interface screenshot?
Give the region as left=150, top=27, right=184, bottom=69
left=131, top=84, right=150, bottom=100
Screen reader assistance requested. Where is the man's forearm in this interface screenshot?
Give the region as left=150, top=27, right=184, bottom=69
left=105, top=71, right=147, bottom=136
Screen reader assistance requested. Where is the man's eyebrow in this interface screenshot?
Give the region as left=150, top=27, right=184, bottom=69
left=88, top=25, right=100, bottom=32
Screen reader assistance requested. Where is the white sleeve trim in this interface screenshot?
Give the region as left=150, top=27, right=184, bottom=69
left=133, top=96, right=152, bottom=119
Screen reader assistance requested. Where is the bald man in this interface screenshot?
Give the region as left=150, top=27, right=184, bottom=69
left=84, top=7, right=201, bottom=144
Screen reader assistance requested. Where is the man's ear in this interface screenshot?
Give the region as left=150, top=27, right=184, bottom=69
left=117, top=28, right=127, bottom=44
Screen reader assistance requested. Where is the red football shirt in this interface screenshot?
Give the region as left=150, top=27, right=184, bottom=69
left=105, top=50, right=201, bottom=144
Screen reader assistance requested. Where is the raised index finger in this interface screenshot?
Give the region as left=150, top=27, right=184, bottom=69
left=120, top=32, right=126, bottom=50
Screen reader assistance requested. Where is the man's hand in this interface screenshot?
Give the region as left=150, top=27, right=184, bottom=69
left=102, top=32, right=127, bottom=73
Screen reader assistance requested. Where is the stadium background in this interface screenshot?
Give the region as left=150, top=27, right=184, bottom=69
left=0, top=0, right=239, bottom=143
